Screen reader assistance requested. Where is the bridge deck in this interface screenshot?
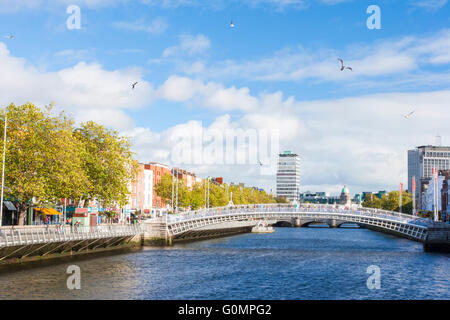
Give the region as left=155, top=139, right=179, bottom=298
left=157, top=204, right=431, bottom=242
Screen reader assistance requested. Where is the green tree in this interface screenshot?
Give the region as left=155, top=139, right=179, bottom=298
left=74, top=121, right=138, bottom=208
left=154, top=174, right=190, bottom=212
left=362, top=191, right=413, bottom=214
left=1, top=103, right=90, bottom=225
left=189, top=183, right=205, bottom=210
left=155, top=179, right=275, bottom=211
left=275, top=196, right=289, bottom=204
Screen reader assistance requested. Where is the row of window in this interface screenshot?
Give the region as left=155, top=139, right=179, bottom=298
left=424, top=152, right=450, bottom=158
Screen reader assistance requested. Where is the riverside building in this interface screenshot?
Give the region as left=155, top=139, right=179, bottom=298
left=408, top=145, right=450, bottom=210
left=276, top=151, right=300, bottom=203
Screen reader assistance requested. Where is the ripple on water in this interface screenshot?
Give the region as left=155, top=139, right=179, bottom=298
left=0, top=227, right=448, bottom=299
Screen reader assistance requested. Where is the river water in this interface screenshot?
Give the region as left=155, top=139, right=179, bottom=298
left=0, top=226, right=448, bottom=300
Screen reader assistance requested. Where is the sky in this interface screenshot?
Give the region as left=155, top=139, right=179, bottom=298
left=0, top=0, right=449, bottom=196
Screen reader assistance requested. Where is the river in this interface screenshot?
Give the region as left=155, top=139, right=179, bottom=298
left=0, top=226, right=448, bottom=299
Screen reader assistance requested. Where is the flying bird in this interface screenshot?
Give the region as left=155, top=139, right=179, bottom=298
left=132, top=82, right=138, bottom=89
left=4, top=35, right=14, bottom=40
left=404, top=111, right=415, bottom=119
left=338, top=58, right=352, bottom=71
left=230, top=20, right=235, bottom=28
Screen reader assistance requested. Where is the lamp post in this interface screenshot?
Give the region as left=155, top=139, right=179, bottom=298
left=204, top=178, right=207, bottom=210
left=207, top=177, right=210, bottom=209
left=171, top=168, right=174, bottom=213
left=175, top=171, right=179, bottom=214
left=0, top=115, right=6, bottom=227
left=412, top=176, right=416, bottom=216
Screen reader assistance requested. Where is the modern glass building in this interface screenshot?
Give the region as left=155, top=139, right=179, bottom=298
left=276, top=151, right=300, bottom=202
left=408, top=145, right=450, bottom=208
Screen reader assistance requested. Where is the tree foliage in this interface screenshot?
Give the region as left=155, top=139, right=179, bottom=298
left=1, top=103, right=136, bottom=225
left=74, top=121, right=138, bottom=208
left=155, top=174, right=275, bottom=212
left=362, top=191, right=413, bottom=214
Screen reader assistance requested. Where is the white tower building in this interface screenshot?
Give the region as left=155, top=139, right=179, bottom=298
left=276, top=151, right=300, bottom=203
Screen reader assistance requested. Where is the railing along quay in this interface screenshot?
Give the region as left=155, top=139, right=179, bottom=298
left=0, top=224, right=143, bottom=248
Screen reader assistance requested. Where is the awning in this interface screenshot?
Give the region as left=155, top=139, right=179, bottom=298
left=35, top=208, right=62, bottom=215
left=4, top=201, right=16, bottom=211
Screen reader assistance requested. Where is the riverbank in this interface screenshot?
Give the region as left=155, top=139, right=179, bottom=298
left=0, top=227, right=448, bottom=300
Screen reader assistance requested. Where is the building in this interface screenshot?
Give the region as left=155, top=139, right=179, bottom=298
left=276, top=151, right=300, bottom=202
left=211, top=177, right=223, bottom=185
left=147, top=162, right=172, bottom=213
left=422, top=170, right=450, bottom=220
left=408, top=145, right=450, bottom=210
left=362, top=191, right=387, bottom=201
left=441, top=170, right=450, bottom=222
left=129, top=163, right=154, bottom=215
left=299, top=191, right=339, bottom=204
left=340, top=185, right=351, bottom=206
left=173, top=168, right=198, bottom=190
left=442, top=172, right=450, bottom=222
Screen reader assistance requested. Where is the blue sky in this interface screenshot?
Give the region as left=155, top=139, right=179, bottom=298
left=0, top=0, right=449, bottom=195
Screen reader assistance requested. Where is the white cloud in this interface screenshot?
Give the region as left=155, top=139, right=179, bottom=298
left=413, top=0, right=448, bottom=10
left=163, top=34, right=211, bottom=58
left=129, top=74, right=450, bottom=194
left=1, top=39, right=449, bottom=195
left=157, top=75, right=259, bottom=112
left=0, top=42, right=154, bottom=129
left=181, top=29, right=450, bottom=89
left=113, top=17, right=169, bottom=34
left=0, top=0, right=127, bottom=13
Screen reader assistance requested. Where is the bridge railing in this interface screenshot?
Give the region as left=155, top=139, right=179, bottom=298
left=0, top=224, right=143, bottom=248
left=166, top=204, right=429, bottom=226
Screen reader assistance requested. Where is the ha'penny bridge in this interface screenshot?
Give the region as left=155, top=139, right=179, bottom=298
left=0, top=204, right=449, bottom=264
left=144, top=204, right=449, bottom=251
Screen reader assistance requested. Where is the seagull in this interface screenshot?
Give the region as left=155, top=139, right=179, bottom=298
left=132, top=82, right=138, bottom=89
left=4, top=35, right=14, bottom=40
left=404, top=111, right=415, bottom=119
left=230, top=20, right=235, bottom=28
left=338, top=58, right=352, bottom=71
left=258, top=161, right=263, bottom=166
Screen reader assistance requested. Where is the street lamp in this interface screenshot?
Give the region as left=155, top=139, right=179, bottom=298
left=0, top=115, right=6, bottom=227
left=175, top=171, right=179, bottom=214
left=171, top=168, right=174, bottom=213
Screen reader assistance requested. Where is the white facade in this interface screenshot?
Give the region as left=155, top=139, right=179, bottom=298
left=276, top=151, right=300, bottom=202
left=408, top=145, right=450, bottom=208
left=422, top=174, right=444, bottom=212
left=144, top=169, right=153, bottom=210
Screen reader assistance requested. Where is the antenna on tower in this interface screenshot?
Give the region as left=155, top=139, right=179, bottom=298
left=436, top=132, right=442, bottom=146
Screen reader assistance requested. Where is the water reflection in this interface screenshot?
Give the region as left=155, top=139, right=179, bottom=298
left=0, top=228, right=448, bottom=300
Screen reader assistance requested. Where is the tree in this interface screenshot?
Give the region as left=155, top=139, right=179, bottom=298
left=1, top=103, right=90, bottom=225
left=275, top=196, right=289, bottom=204
left=154, top=173, right=190, bottom=212
left=73, top=121, right=138, bottom=208
left=189, top=183, right=205, bottom=210
left=362, top=191, right=413, bottom=214
left=155, top=178, right=275, bottom=211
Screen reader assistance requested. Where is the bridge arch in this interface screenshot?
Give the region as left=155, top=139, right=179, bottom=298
left=162, top=204, right=428, bottom=242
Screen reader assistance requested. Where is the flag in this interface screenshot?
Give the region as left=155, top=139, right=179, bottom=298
left=412, top=176, right=416, bottom=193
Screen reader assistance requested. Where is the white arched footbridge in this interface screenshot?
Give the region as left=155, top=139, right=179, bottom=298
left=145, top=204, right=434, bottom=243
